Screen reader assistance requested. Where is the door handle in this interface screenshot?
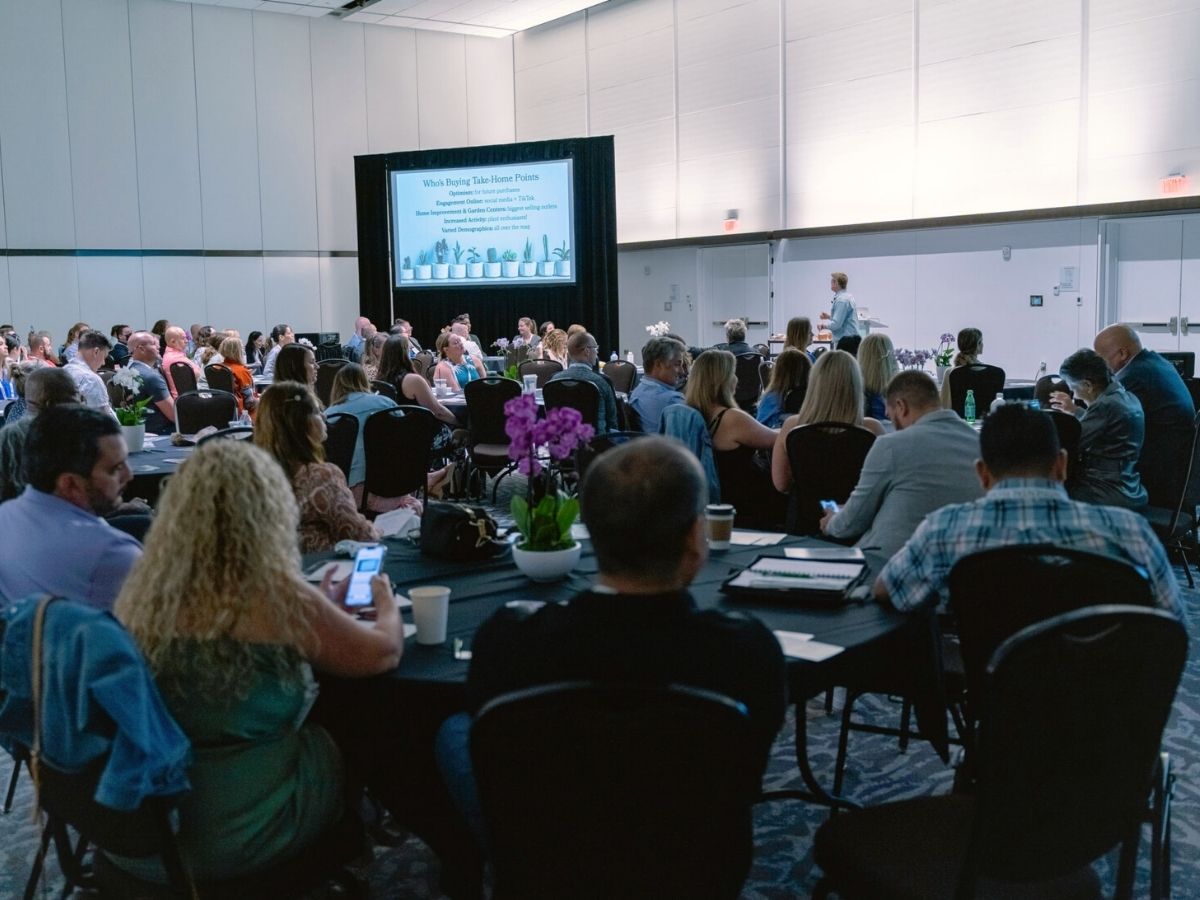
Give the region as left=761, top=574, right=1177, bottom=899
left=1128, top=319, right=1179, bottom=335
left=1182, top=316, right=1190, bottom=336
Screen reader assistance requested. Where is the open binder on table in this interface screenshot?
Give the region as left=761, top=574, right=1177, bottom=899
left=721, top=555, right=869, bottom=606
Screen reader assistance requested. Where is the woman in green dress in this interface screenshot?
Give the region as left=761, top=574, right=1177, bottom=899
left=114, top=439, right=403, bottom=882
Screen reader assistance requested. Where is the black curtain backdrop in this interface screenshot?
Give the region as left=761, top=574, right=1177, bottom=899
left=355, top=136, right=618, bottom=355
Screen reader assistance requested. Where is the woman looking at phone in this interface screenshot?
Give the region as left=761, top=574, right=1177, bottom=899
left=113, top=439, right=402, bottom=883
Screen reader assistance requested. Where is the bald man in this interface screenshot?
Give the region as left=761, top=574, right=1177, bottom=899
left=162, top=326, right=200, bottom=399
left=1094, top=324, right=1194, bottom=507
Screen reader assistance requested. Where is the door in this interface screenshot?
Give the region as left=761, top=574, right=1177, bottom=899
left=1100, top=214, right=1200, bottom=359
left=697, top=244, right=771, bottom=349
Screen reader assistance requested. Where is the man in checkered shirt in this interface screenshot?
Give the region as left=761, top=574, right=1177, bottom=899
left=873, top=403, right=1184, bottom=620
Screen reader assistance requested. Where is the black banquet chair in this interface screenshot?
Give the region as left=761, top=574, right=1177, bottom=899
left=464, top=376, right=522, bottom=502
left=322, top=412, right=359, bottom=482
left=370, top=379, right=398, bottom=400
left=948, top=363, right=1006, bottom=419
left=196, top=425, right=254, bottom=446
left=360, top=406, right=437, bottom=511
left=168, top=361, right=198, bottom=396
left=203, top=363, right=235, bottom=395
left=174, top=389, right=237, bottom=434
left=601, top=359, right=637, bottom=394
left=518, top=358, right=563, bottom=387
left=733, top=352, right=763, bottom=413
left=813, top=605, right=1188, bottom=900
left=471, top=681, right=758, bottom=900
left=1046, top=409, right=1082, bottom=487
left=542, top=377, right=602, bottom=431
left=1140, top=408, right=1200, bottom=587
left=315, top=358, right=349, bottom=407
left=1035, top=373, right=1068, bottom=408
left=783, top=421, right=875, bottom=534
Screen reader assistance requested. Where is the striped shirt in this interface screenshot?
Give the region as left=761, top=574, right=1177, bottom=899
left=879, top=478, right=1183, bottom=619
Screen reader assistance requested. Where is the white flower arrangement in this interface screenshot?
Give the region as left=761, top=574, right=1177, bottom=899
left=110, top=366, right=150, bottom=426
left=645, top=321, right=672, bottom=338
left=110, top=367, right=143, bottom=393
left=298, top=337, right=315, bottom=348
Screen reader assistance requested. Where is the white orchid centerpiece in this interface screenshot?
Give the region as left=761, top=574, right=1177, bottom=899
left=645, top=321, right=672, bottom=338
left=110, top=367, right=150, bottom=426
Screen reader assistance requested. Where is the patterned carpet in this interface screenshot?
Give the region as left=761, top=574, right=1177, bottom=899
left=3, top=570, right=1198, bottom=898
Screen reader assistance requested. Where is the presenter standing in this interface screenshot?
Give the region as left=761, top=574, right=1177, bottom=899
left=819, top=272, right=860, bottom=346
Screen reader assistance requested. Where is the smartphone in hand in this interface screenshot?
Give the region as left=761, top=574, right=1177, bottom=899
left=819, top=500, right=840, bottom=514
left=345, top=545, right=386, bottom=608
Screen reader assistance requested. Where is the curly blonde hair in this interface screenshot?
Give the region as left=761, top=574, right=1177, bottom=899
left=115, top=440, right=316, bottom=701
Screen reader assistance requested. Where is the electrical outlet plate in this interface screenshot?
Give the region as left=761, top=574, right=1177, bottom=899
left=664, top=301, right=672, bottom=311
left=1030, top=295, right=1044, bottom=307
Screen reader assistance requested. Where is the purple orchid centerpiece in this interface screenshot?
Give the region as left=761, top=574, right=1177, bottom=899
left=933, top=332, right=956, bottom=367
left=504, top=393, right=594, bottom=551
left=896, top=347, right=934, bottom=369
left=492, top=337, right=511, bottom=351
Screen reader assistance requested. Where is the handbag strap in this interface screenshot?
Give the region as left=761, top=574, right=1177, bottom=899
left=29, top=593, right=60, bottom=819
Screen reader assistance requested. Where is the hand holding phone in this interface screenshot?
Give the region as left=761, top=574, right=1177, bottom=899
left=345, top=545, right=386, bottom=608
left=819, top=500, right=839, bottom=514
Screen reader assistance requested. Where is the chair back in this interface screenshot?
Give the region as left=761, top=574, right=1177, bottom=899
left=948, top=545, right=1154, bottom=725
left=1045, top=409, right=1082, bottom=485
left=601, top=360, right=637, bottom=394
left=757, top=359, right=773, bottom=392
left=967, top=606, right=1186, bottom=885
left=362, top=406, right=437, bottom=507
left=1161, top=351, right=1195, bottom=378
left=1157, top=409, right=1200, bottom=539
left=733, top=352, right=762, bottom=413
left=753, top=342, right=770, bottom=357
left=315, top=358, right=349, bottom=407
left=196, top=426, right=254, bottom=446
left=370, top=379, right=398, bottom=400
left=1183, top=376, right=1200, bottom=413
left=465, top=376, right=522, bottom=446
left=518, top=358, right=563, bottom=388
left=410, top=354, right=429, bottom=379
left=322, top=412, right=359, bottom=481
left=782, top=384, right=807, bottom=415
left=1034, top=373, right=1067, bottom=408
left=106, top=378, right=126, bottom=409
left=948, top=364, right=1006, bottom=418
left=203, top=363, right=235, bottom=395
left=314, top=339, right=344, bottom=362
left=543, top=377, right=601, bottom=430
left=784, top=422, right=875, bottom=533
left=471, top=681, right=757, bottom=900
left=416, top=350, right=436, bottom=383
left=175, top=390, right=237, bottom=434
left=168, top=361, right=198, bottom=396
left=659, top=404, right=721, bottom=503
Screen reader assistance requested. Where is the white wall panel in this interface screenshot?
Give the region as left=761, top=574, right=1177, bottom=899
left=204, top=257, right=266, bottom=337
left=1090, top=0, right=1200, bottom=31
left=319, top=257, right=361, bottom=334
left=141, top=258, right=206, bottom=332
left=253, top=12, right=319, bottom=251
left=1088, top=80, right=1200, bottom=159
left=8, top=258, right=80, bottom=341
left=1082, top=149, right=1200, bottom=204
left=0, top=1, right=75, bottom=248
left=787, top=126, right=915, bottom=227
left=0, top=259, right=11, bottom=326
left=129, top=0, right=204, bottom=250
left=587, top=0, right=672, bottom=48
left=679, top=97, right=779, bottom=159
left=62, top=0, right=141, bottom=249
left=919, top=0, right=1079, bottom=66
left=194, top=5, right=263, bottom=250
left=786, top=0, right=911, bottom=40
left=611, top=120, right=675, bottom=171
left=787, top=70, right=912, bottom=138
left=264, top=256, right=322, bottom=334
left=588, top=29, right=672, bottom=93
left=676, top=0, right=778, bottom=69
left=465, top=35, right=516, bottom=146
left=589, top=76, right=675, bottom=135
left=677, top=147, right=779, bottom=235
left=415, top=31, right=470, bottom=149
left=514, top=14, right=585, bottom=71
left=1089, top=11, right=1200, bottom=97
left=365, top=27, right=420, bottom=154
left=515, top=95, right=588, bottom=142
left=77, top=258, right=145, bottom=333
left=310, top=19, right=370, bottom=250
left=787, top=12, right=911, bottom=92
left=678, top=45, right=778, bottom=114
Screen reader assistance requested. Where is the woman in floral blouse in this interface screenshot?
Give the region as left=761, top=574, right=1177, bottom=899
left=254, top=381, right=378, bottom=553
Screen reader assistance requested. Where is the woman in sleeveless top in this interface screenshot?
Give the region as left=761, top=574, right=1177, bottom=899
left=433, top=332, right=485, bottom=390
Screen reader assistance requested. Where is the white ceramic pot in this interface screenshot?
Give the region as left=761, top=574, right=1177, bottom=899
left=433, top=263, right=449, bottom=279
left=449, top=264, right=466, bottom=279
left=484, top=262, right=501, bottom=278
left=502, top=261, right=519, bottom=278
left=537, top=261, right=555, bottom=276
left=400, top=268, right=414, bottom=282
left=121, top=423, right=145, bottom=454
left=555, top=261, right=572, bottom=278
left=415, top=264, right=432, bottom=280
left=520, top=262, right=536, bottom=277
left=512, top=541, right=582, bottom=583
left=936, top=364, right=949, bottom=385
left=467, top=262, right=484, bottom=278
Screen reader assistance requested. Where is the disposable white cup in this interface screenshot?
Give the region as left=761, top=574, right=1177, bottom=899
left=522, top=374, right=538, bottom=394
left=409, top=585, right=450, bottom=644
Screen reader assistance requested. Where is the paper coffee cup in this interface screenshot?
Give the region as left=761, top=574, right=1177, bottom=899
left=705, top=503, right=735, bottom=550
left=409, top=585, right=450, bottom=644
left=523, top=374, right=538, bottom=393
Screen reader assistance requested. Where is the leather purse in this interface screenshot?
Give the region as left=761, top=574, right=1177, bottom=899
left=419, top=502, right=507, bottom=561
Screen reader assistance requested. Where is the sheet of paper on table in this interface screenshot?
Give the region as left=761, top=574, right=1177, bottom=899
left=570, top=523, right=590, bottom=541
left=305, top=561, right=354, bottom=582
left=773, top=630, right=844, bottom=661
left=784, top=546, right=866, bottom=561
left=727, top=557, right=864, bottom=591
left=730, top=530, right=787, bottom=546
left=375, top=506, right=419, bottom=538
left=404, top=623, right=417, bottom=638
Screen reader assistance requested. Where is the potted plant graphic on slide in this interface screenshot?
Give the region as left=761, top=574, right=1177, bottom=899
left=554, top=241, right=572, bottom=278
left=400, top=256, right=414, bottom=281
left=466, top=248, right=483, bottom=278
left=484, top=248, right=501, bottom=278
left=433, top=239, right=449, bottom=279
left=415, top=250, right=432, bottom=280
left=501, top=250, right=519, bottom=278
left=450, top=242, right=466, bottom=279
left=538, top=235, right=555, bottom=276
left=520, top=239, right=537, bottom=276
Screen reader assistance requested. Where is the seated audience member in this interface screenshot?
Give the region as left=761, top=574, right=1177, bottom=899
left=772, top=349, right=886, bottom=493
left=126, top=331, right=176, bottom=435
left=29, top=330, right=58, bottom=367
left=254, top=382, right=379, bottom=553
left=449, top=321, right=484, bottom=361
left=325, top=363, right=399, bottom=490
left=1052, top=348, right=1147, bottom=509
left=453, top=314, right=483, bottom=353
left=361, top=332, right=387, bottom=381
left=629, top=337, right=687, bottom=433
left=245, top=330, right=268, bottom=370
left=108, top=324, right=132, bottom=367
left=375, top=335, right=459, bottom=451
left=6, top=359, right=45, bottom=422
left=540, top=320, right=556, bottom=337
left=566, top=323, right=586, bottom=338
left=0, top=406, right=141, bottom=608
left=514, top=316, right=541, bottom=350
left=1094, top=323, right=1195, bottom=507
left=162, top=326, right=201, bottom=398
left=436, top=437, right=787, bottom=844
left=715, top=318, right=759, bottom=357
left=0, top=367, right=80, bottom=501
left=756, top=348, right=811, bottom=429
left=113, top=439, right=402, bottom=884
left=3, top=332, right=22, bottom=370
left=858, top=333, right=899, bottom=421
left=343, top=316, right=375, bottom=362
left=190, top=326, right=215, bottom=365
left=274, top=341, right=318, bottom=392
left=785, top=316, right=815, bottom=361
left=875, top=403, right=1182, bottom=617
left=434, top=333, right=486, bottom=391
left=262, top=323, right=294, bottom=379
left=939, top=327, right=984, bottom=409
left=547, top=331, right=619, bottom=435
left=834, top=334, right=862, bottom=356
left=148, top=319, right=169, bottom=354
left=537, top=328, right=569, bottom=367
left=821, top=370, right=983, bottom=558
left=61, top=321, right=90, bottom=363
left=687, top=349, right=784, bottom=527
left=64, top=330, right=116, bottom=418
left=394, top=318, right=422, bottom=353
left=217, top=337, right=257, bottom=414
left=197, top=330, right=227, bottom=368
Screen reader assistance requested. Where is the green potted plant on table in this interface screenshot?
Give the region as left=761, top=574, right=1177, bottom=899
left=505, top=393, right=594, bottom=581
left=933, top=332, right=956, bottom=384
left=110, top=367, right=151, bottom=452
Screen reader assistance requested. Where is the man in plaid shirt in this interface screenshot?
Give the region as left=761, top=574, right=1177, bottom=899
left=874, top=404, right=1184, bottom=619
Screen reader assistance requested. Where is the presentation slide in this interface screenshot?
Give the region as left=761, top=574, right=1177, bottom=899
left=391, top=159, right=575, bottom=288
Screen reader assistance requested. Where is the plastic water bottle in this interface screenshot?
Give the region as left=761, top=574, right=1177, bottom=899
left=990, top=392, right=1005, bottom=415
left=610, top=351, right=618, bottom=362
left=964, top=389, right=976, bottom=425
left=626, top=350, right=635, bottom=364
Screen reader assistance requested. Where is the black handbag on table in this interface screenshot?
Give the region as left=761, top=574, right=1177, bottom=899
left=419, top=502, right=507, bottom=561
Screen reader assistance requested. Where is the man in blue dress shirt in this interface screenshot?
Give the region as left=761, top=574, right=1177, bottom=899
left=0, top=406, right=142, bottom=610
left=820, top=271, right=861, bottom=346
left=547, top=331, right=619, bottom=436
left=629, top=336, right=686, bottom=433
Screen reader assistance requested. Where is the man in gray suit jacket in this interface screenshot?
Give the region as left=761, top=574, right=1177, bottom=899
left=821, top=370, right=983, bottom=558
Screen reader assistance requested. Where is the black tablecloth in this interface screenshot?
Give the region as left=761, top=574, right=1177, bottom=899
left=124, top=443, right=196, bottom=503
